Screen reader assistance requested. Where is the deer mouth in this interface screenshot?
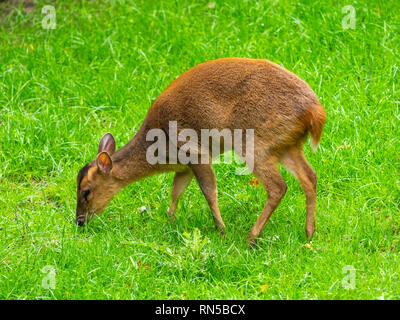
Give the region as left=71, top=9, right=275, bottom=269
left=76, top=214, right=86, bottom=226
left=76, top=210, right=96, bottom=226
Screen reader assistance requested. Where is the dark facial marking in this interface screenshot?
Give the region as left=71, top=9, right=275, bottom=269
left=77, top=163, right=90, bottom=191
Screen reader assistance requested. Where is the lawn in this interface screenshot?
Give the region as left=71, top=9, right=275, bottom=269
left=0, top=0, right=399, bottom=299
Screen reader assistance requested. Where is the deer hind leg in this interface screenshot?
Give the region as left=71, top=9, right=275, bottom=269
left=280, top=147, right=317, bottom=239
left=189, top=163, right=226, bottom=235
left=249, top=157, right=287, bottom=247
left=168, top=170, right=194, bottom=222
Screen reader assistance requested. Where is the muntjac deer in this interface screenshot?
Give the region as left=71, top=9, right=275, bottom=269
left=76, top=57, right=326, bottom=246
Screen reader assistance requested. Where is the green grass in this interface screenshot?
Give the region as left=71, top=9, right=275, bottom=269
left=0, top=0, right=399, bottom=299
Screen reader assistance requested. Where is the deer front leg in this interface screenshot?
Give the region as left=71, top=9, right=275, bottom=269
left=168, top=170, right=194, bottom=222
left=189, top=164, right=226, bottom=236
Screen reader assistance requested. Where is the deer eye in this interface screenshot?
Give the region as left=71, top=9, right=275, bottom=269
left=82, top=189, right=90, bottom=200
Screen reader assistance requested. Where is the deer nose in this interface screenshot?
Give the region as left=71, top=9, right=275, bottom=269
left=76, top=217, right=85, bottom=226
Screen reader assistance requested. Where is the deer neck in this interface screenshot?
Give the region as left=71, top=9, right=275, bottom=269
left=110, top=127, right=153, bottom=185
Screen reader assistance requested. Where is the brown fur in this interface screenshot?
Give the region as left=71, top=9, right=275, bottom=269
left=76, top=58, right=326, bottom=245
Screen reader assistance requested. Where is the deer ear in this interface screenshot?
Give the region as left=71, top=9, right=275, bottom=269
left=98, top=133, right=116, bottom=155
left=96, top=152, right=113, bottom=174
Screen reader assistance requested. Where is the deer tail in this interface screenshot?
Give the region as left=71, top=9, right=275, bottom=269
left=307, top=103, right=326, bottom=151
